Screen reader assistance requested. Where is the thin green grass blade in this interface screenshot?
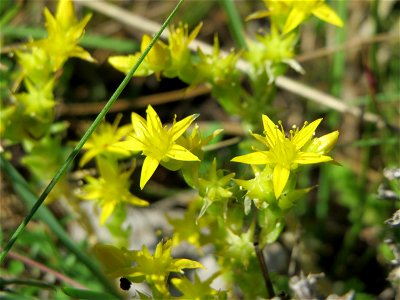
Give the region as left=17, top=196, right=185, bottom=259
left=0, top=2, right=21, bottom=27
left=0, top=0, right=185, bottom=264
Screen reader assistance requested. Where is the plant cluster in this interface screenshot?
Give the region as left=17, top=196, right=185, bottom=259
left=1, top=0, right=398, bottom=299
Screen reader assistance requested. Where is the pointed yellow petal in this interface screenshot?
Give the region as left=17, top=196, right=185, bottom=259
left=312, top=3, right=344, bottom=27
left=140, top=156, right=160, bottom=189
left=231, top=151, right=272, bottom=165
left=69, top=46, right=96, bottom=63
left=273, top=164, right=290, bottom=199
left=304, top=130, right=339, bottom=154
left=140, top=34, right=152, bottom=53
left=108, top=54, right=138, bottom=74
left=100, top=202, right=115, bottom=224
left=124, top=195, right=149, bottom=207
left=262, top=115, right=281, bottom=148
left=131, top=112, right=147, bottom=128
left=171, top=258, right=204, bottom=271
left=166, top=144, right=199, bottom=161
left=188, top=22, right=203, bottom=43
left=146, top=105, right=163, bottom=133
left=113, top=138, right=143, bottom=152
left=292, top=118, right=322, bottom=149
left=56, top=0, right=76, bottom=27
left=294, top=152, right=333, bottom=164
left=245, top=10, right=271, bottom=22
left=43, top=8, right=58, bottom=35
left=170, top=114, right=199, bottom=141
left=283, top=7, right=308, bottom=34
left=70, top=14, right=92, bottom=40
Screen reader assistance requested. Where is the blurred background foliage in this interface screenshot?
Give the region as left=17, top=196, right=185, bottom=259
left=1, top=0, right=399, bottom=299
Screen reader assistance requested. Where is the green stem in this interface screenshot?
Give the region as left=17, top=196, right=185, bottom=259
left=0, top=0, right=185, bottom=264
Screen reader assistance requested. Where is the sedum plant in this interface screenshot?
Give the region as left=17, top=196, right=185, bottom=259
left=0, top=0, right=356, bottom=299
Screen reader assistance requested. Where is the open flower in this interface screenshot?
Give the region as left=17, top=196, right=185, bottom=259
left=281, top=0, right=344, bottom=34
left=232, top=115, right=337, bottom=198
left=114, top=105, right=200, bottom=189
left=93, top=239, right=203, bottom=296
left=78, top=158, right=148, bottom=224
left=31, top=0, right=95, bottom=71
left=79, top=115, right=132, bottom=167
left=108, top=34, right=169, bottom=80
left=248, top=0, right=343, bottom=34
left=163, top=22, right=202, bottom=80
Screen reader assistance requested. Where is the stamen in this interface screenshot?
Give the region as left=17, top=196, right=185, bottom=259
left=277, top=120, right=285, bottom=134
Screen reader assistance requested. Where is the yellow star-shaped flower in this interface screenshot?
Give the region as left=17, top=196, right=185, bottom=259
left=32, top=0, right=95, bottom=71
left=114, top=105, right=200, bottom=189
left=282, top=0, right=344, bottom=34
left=78, top=158, right=148, bottom=225
left=79, top=116, right=132, bottom=167
left=93, top=239, right=203, bottom=296
left=232, top=115, right=338, bottom=199
left=251, top=0, right=343, bottom=34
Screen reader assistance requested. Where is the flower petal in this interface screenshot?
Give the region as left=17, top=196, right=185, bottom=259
left=146, top=105, right=163, bottom=134
left=166, top=144, right=199, bottom=161
left=273, top=164, right=290, bottom=199
left=113, top=138, right=143, bottom=152
left=100, top=201, right=115, bottom=224
left=124, top=195, right=149, bottom=207
left=294, top=152, right=333, bottom=164
left=131, top=112, right=147, bottom=128
left=170, top=114, right=199, bottom=141
left=312, top=3, right=344, bottom=27
left=170, top=258, right=204, bottom=272
left=140, top=156, right=160, bottom=189
left=303, top=130, right=339, bottom=154
left=231, top=151, right=272, bottom=165
left=292, top=118, right=322, bottom=149
left=283, top=7, right=308, bottom=34
left=262, top=115, right=284, bottom=148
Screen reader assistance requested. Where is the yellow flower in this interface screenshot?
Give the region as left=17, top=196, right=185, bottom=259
left=78, top=158, right=148, bottom=224
left=232, top=115, right=337, bottom=198
left=251, top=0, right=343, bottom=34
left=108, top=34, right=169, bottom=80
left=31, top=0, right=95, bottom=71
left=114, top=105, right=200, bottom=189
left=93, top=240, right=203, bottom=296
left=281, top=0, right=344, bottom=34
left=79, top=115, right=132, bottom=167
left=164, top=22, right=202, bottom=79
